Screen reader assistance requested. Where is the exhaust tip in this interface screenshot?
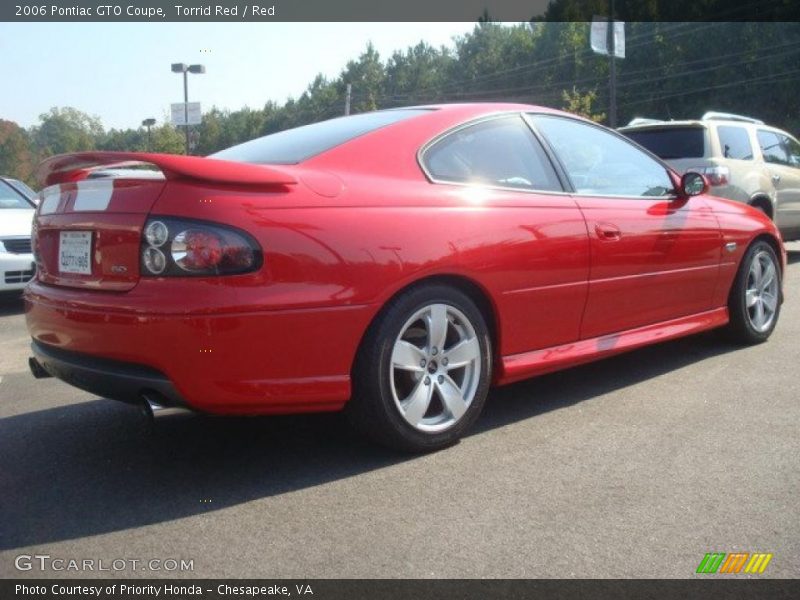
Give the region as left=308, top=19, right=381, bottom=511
left=29, top=357, right=52, bottom=379
left=141, top=392, right=193, bottom=421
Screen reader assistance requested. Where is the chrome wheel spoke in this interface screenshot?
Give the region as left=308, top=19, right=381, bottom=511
left=436, top=375, right=468, bottom=421
left=444, top=337, right=480, bottom=369
left=427, top=304, right=449, bottom=353
left=760, top=263, right=776, bottom=292
left=762, top=291, right=778, bottom=313
left=402, top=379, right=434, bottom=427
left=750, top=256, right=763, bottom=287
left=745, top=288, right=759, bottom=308
left=753, top=298, right=766, bottom=328
left=392, top=341, right=426, bottom=372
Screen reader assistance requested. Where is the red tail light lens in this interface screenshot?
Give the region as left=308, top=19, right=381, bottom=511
left=141, top=217, right=261, bottom=277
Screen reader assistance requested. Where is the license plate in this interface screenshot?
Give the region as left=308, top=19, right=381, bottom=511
left=59, top=231, right=92, bottom=275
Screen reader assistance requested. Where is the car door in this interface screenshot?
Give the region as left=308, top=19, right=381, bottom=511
left=529, top=114, right=722, bottom=340
left=420, top=114, right=590, bottom=355
left=756, top=129, right=800, bottom=237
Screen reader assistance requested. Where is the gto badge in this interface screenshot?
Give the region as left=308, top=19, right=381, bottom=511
left=110, top=265, right=128, bottom=274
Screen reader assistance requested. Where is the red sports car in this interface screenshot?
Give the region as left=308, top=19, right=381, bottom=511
left=25, top=104, right=785, bottom=452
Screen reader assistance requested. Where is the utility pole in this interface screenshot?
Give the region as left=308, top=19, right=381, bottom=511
left=608, top=0, right=617, bottom=128
left=345, top=83, right=352, bottom=116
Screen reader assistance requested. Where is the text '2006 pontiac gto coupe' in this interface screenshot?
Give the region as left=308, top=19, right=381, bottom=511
left=25, top=104, right=785, bottom=451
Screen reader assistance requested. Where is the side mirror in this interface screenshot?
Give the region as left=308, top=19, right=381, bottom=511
left=680, top=171, right=708, bottom=198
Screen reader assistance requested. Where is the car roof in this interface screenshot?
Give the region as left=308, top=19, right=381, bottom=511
left=620, top=118, right=790, bottom=134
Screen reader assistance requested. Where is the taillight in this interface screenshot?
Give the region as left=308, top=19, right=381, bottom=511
left=140, top=217, right=261, bottom=277
left=31, top=218, right=42, bottom=272
left=688, top=166, right=729, bottom=186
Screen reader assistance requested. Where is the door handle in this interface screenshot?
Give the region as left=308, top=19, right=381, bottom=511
left=595, top=223, right=621, bottom=241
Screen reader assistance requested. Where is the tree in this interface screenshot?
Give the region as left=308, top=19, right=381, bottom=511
left=340, top=43, right=386, bottom=113
left=562, top=87, right=606, bottom=122
left=32, top=107, right=104, bottom=156
left=0, top=120, right=35, bottom=185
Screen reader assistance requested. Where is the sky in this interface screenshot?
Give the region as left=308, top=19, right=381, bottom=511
left=0, top=22, right=476, bottom=131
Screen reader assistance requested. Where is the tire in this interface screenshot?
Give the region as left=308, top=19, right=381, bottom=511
left=749, top=202, right=770, bottom=218
left=726, top=240, right=782, bottom=344
left=347, top=284, right=492, bottom=453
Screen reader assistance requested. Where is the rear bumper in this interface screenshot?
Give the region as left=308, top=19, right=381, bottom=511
left=24, top=281, right=375, bottom=414
left=30, top=341, right=188, bottom=408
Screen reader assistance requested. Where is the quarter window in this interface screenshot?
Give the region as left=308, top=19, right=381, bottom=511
left=717, top=126, right=754, bottom=160
left=532, top=115, right=674, bottom=197
left=757, top=130, right=789, bottom=165
left=778, top=133, right=800, bottom=168
left=422, top=116, right=562, bottom=192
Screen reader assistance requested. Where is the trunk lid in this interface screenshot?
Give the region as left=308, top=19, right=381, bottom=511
left=35, top=178, right=166, bottom=291
left=33, top=151, right=297, bottom=292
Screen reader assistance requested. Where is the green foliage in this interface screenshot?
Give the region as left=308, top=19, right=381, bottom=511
left=32, top=107, right=104, bottom=156
left=2, top=21, right=799, bottom=188
left=562, top=87, right=606, bottom=122
left=0, top=120, right=35, bottom=184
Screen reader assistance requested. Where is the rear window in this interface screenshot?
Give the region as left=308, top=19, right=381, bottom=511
left=717, top=126, right=754, bottom=160
left=211, top=109, right=431, bottom=165
left=623, top=127, right=706, bottom=159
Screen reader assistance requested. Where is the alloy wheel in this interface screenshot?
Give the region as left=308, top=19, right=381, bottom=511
left=745, top=249, right=779, bottom=333
left=389, top=303, right=482, bottom=433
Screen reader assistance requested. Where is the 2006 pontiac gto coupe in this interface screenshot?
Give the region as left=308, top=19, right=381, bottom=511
left=25, top=104, right=785, bottom=452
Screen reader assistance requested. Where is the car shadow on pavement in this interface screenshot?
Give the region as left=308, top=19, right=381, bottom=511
left=0, top=330, right=744, bottom=550
left=786, top=248, right=800, bottom=265
left=475, top=331, right=740, bottom=434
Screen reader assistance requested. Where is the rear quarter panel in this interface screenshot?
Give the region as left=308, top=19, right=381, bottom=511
left=150, top=175, right=591, bottom=363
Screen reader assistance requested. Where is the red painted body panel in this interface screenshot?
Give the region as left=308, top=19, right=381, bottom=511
left=24, top=104, right=785, bottom=415
left=576, top=195, right=722, bottom=338
left=501, top=307, right=730, bottom=384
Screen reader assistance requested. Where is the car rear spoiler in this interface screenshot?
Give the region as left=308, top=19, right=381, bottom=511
left=36, top=151, right=298, bottom=187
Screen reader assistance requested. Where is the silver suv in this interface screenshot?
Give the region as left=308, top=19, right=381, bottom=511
left=620, top=112, right=800, bottom=241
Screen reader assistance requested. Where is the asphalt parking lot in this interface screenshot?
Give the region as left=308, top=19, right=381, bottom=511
left=1, top=243, right=798, bottom=579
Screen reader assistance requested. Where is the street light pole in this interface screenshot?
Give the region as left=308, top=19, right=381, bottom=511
left=171, top=62, right=205, bottom=155
left=182, top=69, right=189, bottom=154
left=142, top=118, right=156, bottom=151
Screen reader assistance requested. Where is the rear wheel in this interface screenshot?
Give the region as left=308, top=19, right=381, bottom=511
left=347, top=284, right=492, bottom=453
left=726, top=240, right=781, bottom=344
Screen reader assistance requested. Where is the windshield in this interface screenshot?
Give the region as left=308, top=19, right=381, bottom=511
left=210, top=109, right=432, bottom=164
left=0, top=180, right=34, bottom=209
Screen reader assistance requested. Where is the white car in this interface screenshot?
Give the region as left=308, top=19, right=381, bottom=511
left=0, top=178, right=36, bottom=293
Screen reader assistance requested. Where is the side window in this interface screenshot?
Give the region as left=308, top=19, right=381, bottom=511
left=717, top=126, right=753, bottom=160
left=532, top=115, right=674, bottom=197
left=422, top=116, right=562, bottom=192
left=757, top=130, right=789, bottom=165
left=778, top=134, right=800, bottom=168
